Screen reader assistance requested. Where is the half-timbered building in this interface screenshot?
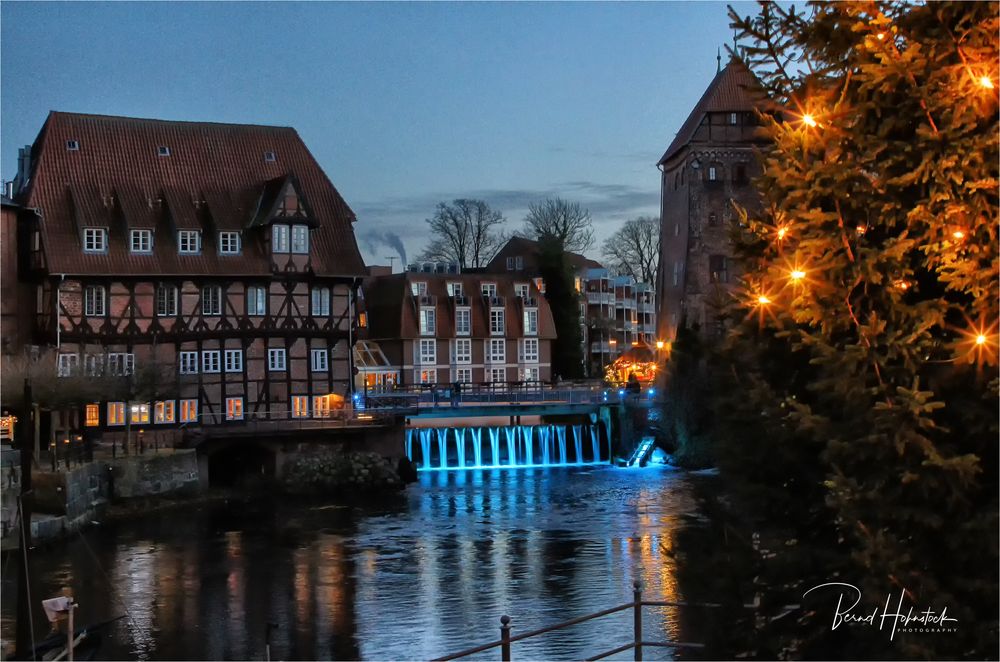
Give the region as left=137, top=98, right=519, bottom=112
left=10, top=112, right=367, bottom=440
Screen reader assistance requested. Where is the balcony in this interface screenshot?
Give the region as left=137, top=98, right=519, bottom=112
left=417, top=295, right=437, bottom=306
left=520, top=296, right=538, bottom=307
left=586, top=292, right=614, bottom=305
left=452, top=295, right=469, bottom=306
left=590, top=342, right=612, bottom=354
left=488, top=296, right=506, bottom=307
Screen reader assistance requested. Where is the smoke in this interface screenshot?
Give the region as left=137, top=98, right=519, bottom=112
left=362, top=230, right=408, bottom=267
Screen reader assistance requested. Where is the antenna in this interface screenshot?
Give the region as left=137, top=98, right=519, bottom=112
left=717, top=47, right=722, bottom=73
left=385, top=256, right=397, bottom=273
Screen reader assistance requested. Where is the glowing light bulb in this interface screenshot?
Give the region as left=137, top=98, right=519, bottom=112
left=856, top=225, right=867, bottom=235
left=790, top=270, right=806, bottom=281
left=656, top=341, right=665, bottom=349
left=876, top=32, right=886, bottom=40
left=777, top=227, right=787, bottom=240
left=757, top=295, right=771, bottom=305
left=979, top=76, right=994, bottom=90
left=894, top=280, right=909, bottom=290
left=802, top=114, right=818, bottom=128
left=976, top=334, right=987, bottom=346
left=952, top=230, right=965, bottom=240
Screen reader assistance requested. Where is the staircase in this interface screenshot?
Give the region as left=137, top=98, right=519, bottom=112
left=627, top=436, right=655, bottom=467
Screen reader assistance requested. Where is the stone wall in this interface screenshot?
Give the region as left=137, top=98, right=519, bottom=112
left=108, top=449, right=201, bottom=499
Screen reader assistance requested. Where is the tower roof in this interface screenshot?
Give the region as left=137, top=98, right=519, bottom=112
left=657, top=57, right=769, bottom=166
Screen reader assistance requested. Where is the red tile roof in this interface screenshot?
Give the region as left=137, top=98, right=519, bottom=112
left=21, top=111, right=366, bottom=277
left=658, top=58, right=770, bottom=166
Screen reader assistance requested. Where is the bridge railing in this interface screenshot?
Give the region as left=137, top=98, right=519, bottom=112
left=361, top=381, right=655, bottom=410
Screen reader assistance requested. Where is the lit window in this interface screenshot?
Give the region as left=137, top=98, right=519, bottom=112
left=291, top=225, right=309, bottom=254
left=178, top=230, right=201, bottom=254
left=456, top=308, right=471, bottom=335
left=523, top=309, right=538, bottom=335
left=533, top=278, right=545, bottom=294
left=224, top=349, right=243, bottom=373
left=268, top=348, right=287, bottom=371
left=488, top=338, right=506, bottom=363
left=452, top=338, right=471, bottom=364
left=179, top=399, right=198, bottom=423
left=247, top=286, right=267, bottom=316
left=219, top=231, right=241, bottom=255
left=84, top=285, right=106, bottom=317
left=107, top=402, right=126, bottom=426
left=107, top=353, right=134, bottom=376
left=202, top=350, right=221, bottom=373
left=202, top=285, right=222, bottom=316
left=419, top=369, right=437, bottom=384
left=83, top=228, right=107, bottom=253
left=419, top=339, right=436, bottom=365
left=490, top=309, right=505, bottom=335
left=272, top=224, right=290, bottom=253
left=130, top=229, right=153, bottom=253
left=225, top=397, right=244, bottom=421
left=291, top=395, right=309, bottom=419
left=311, top=349, right=328, bottom=371
left=57, top=353, right=79, bottom=377
left=481, top=283, right=497, bottom=297
left=312, top=395, right=330, bottom=418
left=154, top=401, right=176, bottom=424
left=157, top=285, right=178, bottom=316
left=522, top=338, right=539, bottom=363
left=358, top=312, right=367, bottom=328
left=130, top=403, right=150, bottom=424
left=521, top=367, right=540, bottom=382
left=420, top=307, right=436, bottom=335
left=179, top=351, right=198, bottom=374
left=311, top=287, right=330, bottom=316
left=85, top=404, right=100, bottom=427
left=455, top=367, right=472, bottom=384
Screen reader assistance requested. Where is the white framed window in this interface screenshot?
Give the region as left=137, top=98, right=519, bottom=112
left=272, top=224, right=290, bottom=253
left=521, top=367, right=540, bottom=382
left=154, top=400, right=176, bottom=424
left=708, top=166, right=718, bottom=181
left=488, top=367, right=506, bottom=384
left=224, top=349, right=243, bottom=373
left=515, top=283, right=529, bottom=299
left=202, top=285, right=222, bottom=316
left=291, top=224, right=310, bottom=254
left=107, top=402, right=126, bottom=426
left=107, top=353, right=134, bottom=376
left=178, top=230, right=201, bottom=254
left=66, top=139, right=80, bottom=151
left=312, top=395, right=331, bottom=419
left=268, top=348, right=287, bottom=371
left=264, top=151, right=277, bottom=162
left=179, top=351, right=198, bottom=374
left=158, top=145, right=171, bottom=157
left=130, top=229, right=153, bottom=253
left=521, top=338, right=539, bottom=363
left=419, top=369, right=437, bottom=384
left=57, top=353, right=79, bottom=377
left=291, top=395, right=309, bottom=418
left=455, top=308, right=471, bottom=335
left=419, top=339, right=436, bottom=365
left=447, top=282, right=463, bottom=297
left=515, top=256, right=523, bottom=270
left=84, top=285, right=106, bottom=316
left=311, top=287, right=330, bottom=316
left=729, top=112, right=738, bottom=125
left=455, top=367, right=472, bottom=384
left=247, top=285, right=267, bottom=316
left=411, top=281, right=427, bottom=296
left=506, top=257, right=515, bottom=271
left=179, top=399, right=198, bottom=423
left=452, top=338, right=471, bottom=364
left=219, top=231, right=241, bottom=255
left=490, top=308, right=505, bottom=335
left=130, top=403, right=150, bottom=424
left=311, top=348, right=328, bottom=371
left=83, top=228, right=107, bottom=253
left=202, top=350, right=221, bottom=373
left=419, top=307, right=436, bottom=335
left=226, top=397, right=244, bottom=421
left=156, top=284, right=178, bottom=316
left=488, top=338, right=506, bottom=363
left=481, top=282, right=496, bottom=297
left=523, top=308, right=538, bottom=335
left=673, top=261, right=683, bottom=287
left=84, top=354, right=104, bottom=376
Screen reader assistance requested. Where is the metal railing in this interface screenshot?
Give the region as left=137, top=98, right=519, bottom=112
left=433, top=581, right=715, bottom=661
left=361, top=381, right=648, bottom=410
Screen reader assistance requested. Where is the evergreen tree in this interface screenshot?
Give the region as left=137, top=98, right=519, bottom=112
left=713, top=2, right=998, bottom=658
left=537, top=235, right=585, bottom=379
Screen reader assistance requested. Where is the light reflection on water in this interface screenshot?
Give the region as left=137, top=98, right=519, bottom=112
left=0, top=465, right=702, bottom=660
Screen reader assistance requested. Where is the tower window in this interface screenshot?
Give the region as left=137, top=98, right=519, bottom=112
left=264, top=151, right=276, bottom=162
left=66, top=140, right=80, bottom=151
left=157, top=146, right=171, bottom=157
left=729, top=112, right=738, bottom=125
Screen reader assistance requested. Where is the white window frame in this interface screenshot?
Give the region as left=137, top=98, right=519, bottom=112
left=488, top=367, right=506, bottom=384
left=523, top=308, right=538, bottom=335
left=522, top=338, right=539, bottom=363
left=156, top=284, right=178, bottom=317
left=225, top=397, right=244, bottom=421
left=130, top=403, right=150, bottom=425
left=154, top=400, right=176, bottom=424
left=521, top=366, right=540, bottom=382
left=455, top=367, right=472, bottom=384
left=272, top=224, right=290, bottom=253
left=219, top=231, right=241, bottom=255
left=202, top=285, right=222, bottom=316
left=488, top=338, right=506, bottom=363
left=311, top=348, right=329, bottom=371
left=490, top=308, right=505, bottom=335
left=455, top=308, right=471, bottom=335
left=130, top=229, right=153, bottom=253
left=411, top=281, right=427, bottom=296
left=247, top=285, right=267, bottom=316
left=84, top=285, right=106, bottom=317
left=506, top=257, right=515, bottom=271
left=447, top=282, right=463, bottom=297
left=224, top=349, right=243, bottom=373
left=708, top=166, right=718, bottom=181
left=268, top=348, right=287, bottom=372
left=84, top=354, right=104, bottom=376
left=291, top=224, right=310, bottom=254
left=179, top=399, right=199, bottom=423
left=57, top=353, right=79, bottom=377
left=312, top=395, right=331, bottom=419
left=178, top=230, right=201, bottom=255
left=107, top=353, right=135, bottom=376
left=291, top=395, right=309, bottom=419
left=452, top=338, right=472, bottom=364
left=481, top=282, right=497, bottom=297
left=311, top=287, right=330, bottom=316
left=83, top=228, right=107, bottom=253
left=107, top=402, right=126, bottom=426
left=419, top=307, right=436, bottom=335
left=515, top=283, right=529, bottom=299
left=179, top=351, right=199, bottom=374
left=202, top=350, right=221, bottom=373
left=418, top=339, right=436, bottom=365
left=419, top=369, right=437, bottom=385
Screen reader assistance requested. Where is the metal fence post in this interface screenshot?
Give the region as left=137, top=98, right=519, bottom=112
left=500, top=615, right=512, bottom=661
left=633, top=580, right=643, bottom=661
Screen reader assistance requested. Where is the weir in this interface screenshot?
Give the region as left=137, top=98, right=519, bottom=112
left=405, top=423, right=607, bottom=471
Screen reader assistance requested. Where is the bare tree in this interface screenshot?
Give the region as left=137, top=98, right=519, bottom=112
left=522, top=198, right=595, bottom=253
left=419, top=199, right=508, bottom=268
left=601, top=216, right=660, bottom=284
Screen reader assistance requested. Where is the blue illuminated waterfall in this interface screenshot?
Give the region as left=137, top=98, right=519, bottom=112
left=404, top=423, right=607, bottom=471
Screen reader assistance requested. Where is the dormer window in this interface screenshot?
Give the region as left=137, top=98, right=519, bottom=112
left=271, top=224, right=290, bottom=253
left=219, top=231, right=241, bottom=255
left=447, top=282, right=463, bottom=297
left=66, top=140, right=80, bottom=151
left=419, top=307, right=436, bottom=335
left=515, top=283, right=529, bottom=300
left=411, top=281, right=427, bottom=296
left=130, top=229, right=153, bottom=253
left=178, top=230, right=201, bottom=255
left=157, top=146, right=171, bottom=157
left=291, top=224, right=309, bottom=254
left=83, top=228, right=107, bottom=253
left=264, top=151, right=276, bottom=162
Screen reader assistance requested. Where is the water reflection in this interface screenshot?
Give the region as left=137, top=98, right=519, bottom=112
left=1, top=466, right=703, bottom=660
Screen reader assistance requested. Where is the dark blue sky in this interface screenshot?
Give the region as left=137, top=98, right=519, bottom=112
left=1, top=1, right=746, bottom=265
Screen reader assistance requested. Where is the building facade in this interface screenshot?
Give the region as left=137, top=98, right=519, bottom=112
left=362, top=266, right=556, bottom=388
left=657, top=58, right=770, bottom=341
left=6, top=112, right=367, bottom=439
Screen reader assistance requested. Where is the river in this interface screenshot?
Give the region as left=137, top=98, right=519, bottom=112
left=1, top=465, right=719, bottom=660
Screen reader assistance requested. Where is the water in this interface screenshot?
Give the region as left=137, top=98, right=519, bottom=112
left=1, top=466, right=711, bottom=660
